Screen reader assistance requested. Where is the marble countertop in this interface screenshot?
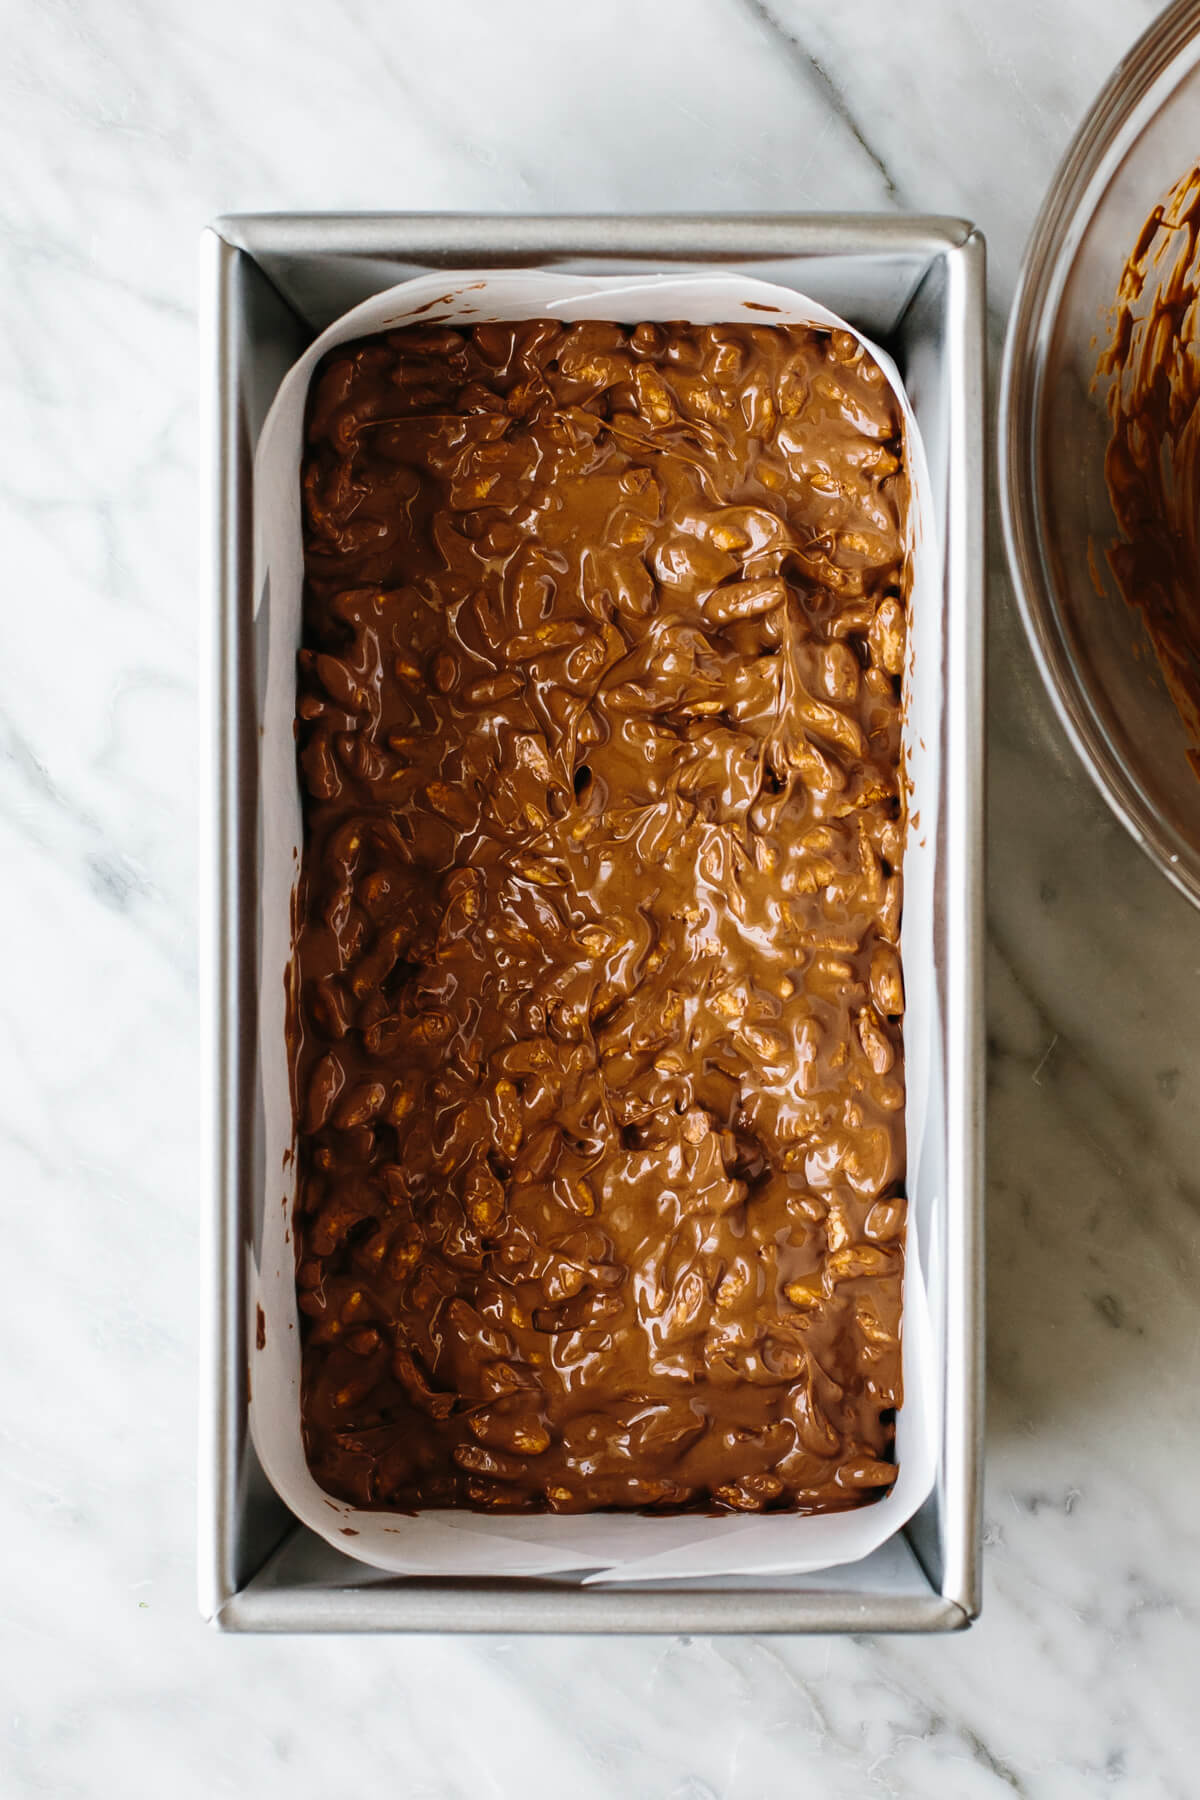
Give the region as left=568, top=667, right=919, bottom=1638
left=5, top=0, right=1198, bottom=1793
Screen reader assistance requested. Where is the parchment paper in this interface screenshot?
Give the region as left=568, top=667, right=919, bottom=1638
left=249, top=271, right=941, bottom=1582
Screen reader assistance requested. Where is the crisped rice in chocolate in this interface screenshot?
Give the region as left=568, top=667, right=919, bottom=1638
left=291, top=318, right=909, bottom=1515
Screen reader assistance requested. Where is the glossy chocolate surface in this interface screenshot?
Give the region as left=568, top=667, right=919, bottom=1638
left=292, top=317, right=908, bottom=1514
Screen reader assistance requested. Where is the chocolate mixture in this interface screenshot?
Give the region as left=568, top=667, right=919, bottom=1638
left=1101, top=164, right=1200, bottom=766
left=292, top=317, right=909, bottom=1514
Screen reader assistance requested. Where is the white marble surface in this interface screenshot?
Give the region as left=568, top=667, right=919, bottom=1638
left=5, top=0, right=1199, bottom=1793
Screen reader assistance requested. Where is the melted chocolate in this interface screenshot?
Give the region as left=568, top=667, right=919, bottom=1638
left=291, top=318, right=909, bottom=1515
left=1100, top=165, right=1200, bottom=766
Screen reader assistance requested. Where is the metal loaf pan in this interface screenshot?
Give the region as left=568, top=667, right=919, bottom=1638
left=199, top=213, right=985, bottom=1633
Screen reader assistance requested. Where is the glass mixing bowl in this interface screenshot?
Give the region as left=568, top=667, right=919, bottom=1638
left=1000, top=0, right=1200, bottom=907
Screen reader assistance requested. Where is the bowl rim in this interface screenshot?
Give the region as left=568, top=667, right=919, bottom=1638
left=999, top=0, right=1200, bottom=909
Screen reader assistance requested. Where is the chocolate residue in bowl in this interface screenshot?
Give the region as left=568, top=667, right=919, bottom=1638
left=1099, top=164, right=1200, bottom=770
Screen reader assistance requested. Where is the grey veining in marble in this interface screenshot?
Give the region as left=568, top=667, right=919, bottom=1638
left=3, top=0, right=1196, bottom=1795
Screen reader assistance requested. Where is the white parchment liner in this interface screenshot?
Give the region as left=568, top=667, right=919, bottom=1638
left=250, top=272, right=941, bottom=1583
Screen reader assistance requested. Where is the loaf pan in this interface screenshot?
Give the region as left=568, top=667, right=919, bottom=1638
left=198, top=212, right=985, bottom=1633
